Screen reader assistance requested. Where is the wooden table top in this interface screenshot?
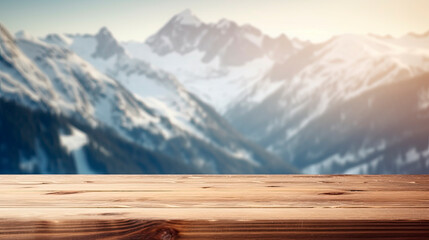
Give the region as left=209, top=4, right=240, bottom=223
left=0, top=175, right=428, bottom=239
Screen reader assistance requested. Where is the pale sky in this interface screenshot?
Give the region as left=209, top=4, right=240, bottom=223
left=0, top=0, right=428, bottom=42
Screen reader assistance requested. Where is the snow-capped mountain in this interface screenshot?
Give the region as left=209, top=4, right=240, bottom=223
left=145, top=9, right=303, bottom=65
left=44, top=27, right=206, bottom=140
left=3, top=7, right=428, bottom=175
left=226, top=33, right=429, bottom=173
left=0, top=23, right=296, bottom=173
left=122, top=9, right=307, bottom=113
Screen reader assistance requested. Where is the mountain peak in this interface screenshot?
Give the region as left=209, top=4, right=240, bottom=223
left=92, top=26, right=125, bottom=59
left=215, top=18, right=235, bottom=29
left=172, top=9, right=202, bottom=27
left=276, top=33, right=288, bottom=40
left=177, top=8, right=192, bottom=17
left=14, top=30, right=36, bottom=41
left=97, top=26, right=113, bottom=37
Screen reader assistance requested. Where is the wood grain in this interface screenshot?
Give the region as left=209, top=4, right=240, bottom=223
left=0, top=175, right=428, bottom=239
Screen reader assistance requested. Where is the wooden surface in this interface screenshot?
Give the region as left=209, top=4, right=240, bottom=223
left=0, top=175, right=429, bottom=239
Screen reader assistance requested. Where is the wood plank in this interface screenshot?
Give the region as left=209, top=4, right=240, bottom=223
left=0, top=175, right=428, bottom=239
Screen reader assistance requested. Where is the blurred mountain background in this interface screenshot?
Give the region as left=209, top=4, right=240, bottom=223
left=1, top=8, right=429, bottom=174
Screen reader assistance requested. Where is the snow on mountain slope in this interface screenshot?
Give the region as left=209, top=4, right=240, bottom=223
left=3, top=28, right=177, bottom=149
left=297, top=73, right=429, bottom=174
left=121, top=10, right=306, bottom=113
left=226, top=33, right=429, bottom=173
left=229, top=34, right=429, bottom=139
left=123, top=41, right=274, bottom=112
left=43, top=28, right=253, bottom=161
left=0, top=98, right=201, bottom=174
left=267, top=34, right=429, bottom=105
left=59, top=126, right=95, bottom=174
left=0, top=23, right=296, bottom=173
left=0, top=25, right=58, bottom=110
left=44, top=28, right=208, bottom=138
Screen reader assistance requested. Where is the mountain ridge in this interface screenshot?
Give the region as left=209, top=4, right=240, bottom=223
left=1, top=22, right=297, bottom=173
left=3, top=8, right=429, bottom=174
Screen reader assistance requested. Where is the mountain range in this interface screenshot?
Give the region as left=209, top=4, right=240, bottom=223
left=1, top=9, right=428, bottom=173
left=0, top=21, right=295, bottom=173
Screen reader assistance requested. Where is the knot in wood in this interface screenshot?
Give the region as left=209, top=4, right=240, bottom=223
left=155, top=227, right=178, bottom=240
